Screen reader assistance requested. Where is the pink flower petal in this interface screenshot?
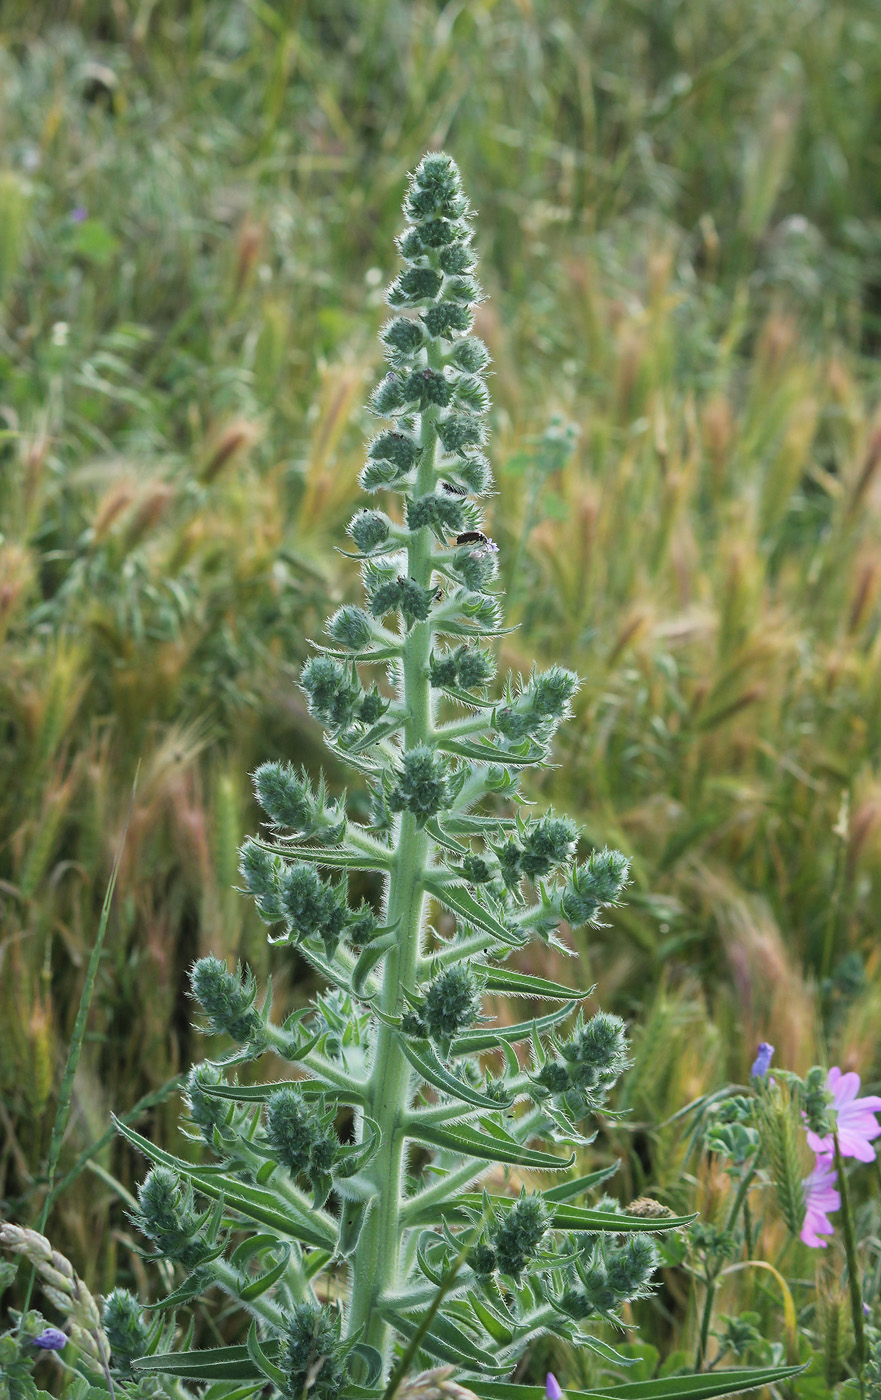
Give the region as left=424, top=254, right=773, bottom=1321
left=829, top=1068, right=861, bottom=1107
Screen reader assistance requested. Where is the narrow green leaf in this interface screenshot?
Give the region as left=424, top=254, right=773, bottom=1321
left=412, top=1191, right=691, bottom=1233
left=402, top=1039, right=512, bottom=1111
left=408, top=1117, right=574, bottom=1171
left=469, top=1363, right=808, bottom=1400
left=482, top=966, right=588, bottom=1000
left=352, top=933, right=398, bottom=996
left=426, top=881, right=524, bottom=948
left=451, top=1002, right=577, bottom=1055
left=246, top=1322, right=286, bottom=1388
left=380, top=1306, right=508, bottom=1373
left=252, top=837, right=389, bottom=871
left=133, top=1345, right=266, bottom=1382
left=540, top=1163, right=619, bottom=1202
left=343, top=716, right=406, bottom=754
left=467, top=1290, right=514, bottom=1345
left=240, top=1244, right=290, bottom=1301
left=206, top=1079, right=366, bottom=1108
left=438, top=738, right=545, bottom=766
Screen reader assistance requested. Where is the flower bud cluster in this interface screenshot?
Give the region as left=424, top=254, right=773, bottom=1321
left=560, top=848, right=631, bottom=928
left=368, top=572, right=434, bottom=624
left=406, top=491, right=466, bottom=536
left=494, top=667, right=580, bottom=749
left=265, top=1086, right=339, bottom=1196
left=447, top=541, right=499, bottom=593
left=190, top=956, right=264, bottom=1046
left=559, top=1234, right=658, bottom=1320
left=470, top=1191, right=553, bottom=1282
left=184, top=1061, right=231, bottom=1144
left=535, top=1011, right=630, bottom=1119
left=133, top=1168, right=215, bottom=1270
left=802, top=1065, right=835, bottom=1139
left=388, top=744, right=455, bottom=826
left=364, top=154, right=494, bottom=508
left=498, top=814, right=579, bottom=889
left=281, top=1302, right=348, bottom=1400
left=347, top=508, right=393, bottom=555
left=402, top=965, right=484, bottom=1052
left=300, top=656, right=388, bottom=737
left=252, top=761, right=345, bottom=844
left=101, top=1289, right=150, bottom=1378
left=429, top=644, right=496, bottom=692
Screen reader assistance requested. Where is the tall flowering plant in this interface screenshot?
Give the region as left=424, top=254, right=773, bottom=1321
left=90, top=156, right=803, bottom=1400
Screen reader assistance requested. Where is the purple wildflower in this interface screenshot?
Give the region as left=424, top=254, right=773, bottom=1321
left=546, top=1375, right=563, bottom=1400
left=800, top=1153, right=840, bottom=1249
left=31, top=1327, right=68, bottom=1350
left=71, top=206, right=87, bottom=224
left=751, top=1042, right=774, bottom=1078
left=806, top=1067, right=881, bottom=1163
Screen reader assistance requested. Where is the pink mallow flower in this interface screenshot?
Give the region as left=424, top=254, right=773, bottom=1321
left=801, top=1153, right=840, bottom=1248
left=806, top=1066, right=881, bottom=1163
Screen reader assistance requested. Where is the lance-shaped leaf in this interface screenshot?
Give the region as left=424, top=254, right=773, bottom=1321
left=341, top=715, right=407, bottom=755
left=205, top=1079, right=366, bottom=1109
left=540, top=1164, right=619, bottom=1202
left=407, top=1116, right=574, bottom=1171
left=437, top=737, right=546, bottom=767
left=133, top=1344, right=270, bottom=1382
left=250, top=836, right=390, bottom=872
left=114, top=1119, right=337, bottom=1250
left=451, top=1002, right=577, bottom=1055
left=246, top=1322, right=286, bottom=1389
left=482, top=966, right=589, bottom=1000
left=425, top=880, right=524, bottom=948
left=353, top=931, right=399, bottom=996
left=466, top=1291, right=515, bottom=1346
left=468, top=1363, right=808, bottom=1400
left=424, top=818, right=470, bottom=855
left=310, top=639, right=403, bottom=663
left=379, top=1305, right=509, bottom=1374
left=410, top=1191, right=692, bottom=1233
left=402, top=1039, right=512, bottom=1111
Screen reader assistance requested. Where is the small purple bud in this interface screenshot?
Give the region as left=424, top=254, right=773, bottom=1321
left=751, top=1042, right=774, bottom=1079
left=32, top=1327, right=68, bottom=1351
left=864, top=1301, right=871, bottom=1317
left=71, top=207, right=87, bottom=224
left=546, top=1374, right=563, bottom=1400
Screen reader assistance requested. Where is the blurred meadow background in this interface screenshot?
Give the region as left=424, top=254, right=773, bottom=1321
left=2, top=0, right=881, bottom=1385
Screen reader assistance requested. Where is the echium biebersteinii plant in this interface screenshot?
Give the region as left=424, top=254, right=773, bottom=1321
left=115, top=156, right=801, bottom=1400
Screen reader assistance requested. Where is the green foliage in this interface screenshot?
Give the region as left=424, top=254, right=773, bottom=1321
left=1, top=0, right=880, bottom=1390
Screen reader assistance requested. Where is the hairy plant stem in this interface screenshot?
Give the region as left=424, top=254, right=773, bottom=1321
left=345, top=360, right=442, bottom=1363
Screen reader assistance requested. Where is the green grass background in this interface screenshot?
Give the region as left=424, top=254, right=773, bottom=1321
left=2, top=0, right=881, bottom=1384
